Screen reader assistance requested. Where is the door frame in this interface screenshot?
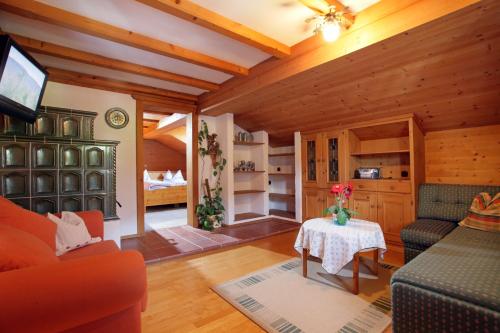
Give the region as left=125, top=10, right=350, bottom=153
left=135, top=100, right=199, bottom=235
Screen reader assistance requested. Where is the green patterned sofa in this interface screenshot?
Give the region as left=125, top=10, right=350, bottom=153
left=400, top=183, right=500, bottom=263
left=392, top=183, right=500, bottom=332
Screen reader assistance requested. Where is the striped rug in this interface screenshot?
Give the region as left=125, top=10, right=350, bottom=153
left=213, top=258, right=396, bottom=333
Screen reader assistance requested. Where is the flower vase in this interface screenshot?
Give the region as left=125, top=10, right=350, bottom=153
left=333, top=201, right=348, bottom=226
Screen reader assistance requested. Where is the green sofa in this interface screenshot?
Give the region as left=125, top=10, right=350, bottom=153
left=392, top=183, right=500, bottom=332
left=400, top=183, right=499, bottom=263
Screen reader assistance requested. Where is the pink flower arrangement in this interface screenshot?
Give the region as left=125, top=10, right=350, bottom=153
left=330, top=183, right=353, bottom=201
left=325, top=182, right=355, bottom=225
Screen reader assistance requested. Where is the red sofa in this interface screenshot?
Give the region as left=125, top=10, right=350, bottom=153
left=0, top=196, right=147, bottom=333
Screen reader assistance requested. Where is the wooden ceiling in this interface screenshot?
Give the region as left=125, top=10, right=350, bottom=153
left=200, top=0, right=500, bottom=146
left=1, top=0, right=496, bottom=144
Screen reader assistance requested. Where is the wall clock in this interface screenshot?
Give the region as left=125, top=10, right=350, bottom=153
left=105, top=107, right=129, bottom=129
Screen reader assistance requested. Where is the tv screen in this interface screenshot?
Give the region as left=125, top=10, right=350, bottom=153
left=0, top=35, right=48, bottom=123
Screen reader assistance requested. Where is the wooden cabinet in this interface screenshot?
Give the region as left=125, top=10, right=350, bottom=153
left=301, top=131, right=344, bottom=189
left=301, top=116, right=425, bottom=247
left=377, top=193, right=412, bottom=244
left=351, top=191, right=377, bottom=221
left=302, top=188, right=324, bottom=221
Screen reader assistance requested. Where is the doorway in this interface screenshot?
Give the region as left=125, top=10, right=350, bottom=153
left=142, top=113, right=188, bottom=232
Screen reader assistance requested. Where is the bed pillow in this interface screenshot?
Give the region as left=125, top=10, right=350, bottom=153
left=164, top=170, right=173, bottom=180
left=172, top=170, right=185, bottom=185
left=459, top=192, right=500, bottom=232
left=47, top=212, right=102, bottom=256
left=144, top=169, right=152, bottom=182
left=173, top=170, right=184, bottom=181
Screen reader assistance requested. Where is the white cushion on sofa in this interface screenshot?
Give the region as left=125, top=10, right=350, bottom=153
left=47, top=212, right=101, bottom=256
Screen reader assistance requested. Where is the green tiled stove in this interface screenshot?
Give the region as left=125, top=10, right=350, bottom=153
left=0, top=106, right=119, bottom=220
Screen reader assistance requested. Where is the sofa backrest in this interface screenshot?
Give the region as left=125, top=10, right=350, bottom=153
left=417, top=183, right=500, bottom=222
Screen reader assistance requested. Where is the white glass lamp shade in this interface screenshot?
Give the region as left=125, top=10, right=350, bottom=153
left=322, top=19, right=341, bottom=42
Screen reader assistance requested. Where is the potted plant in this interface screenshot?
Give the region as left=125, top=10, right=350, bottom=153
left=324, top=183, right=356, bottom=225
left=196, top=120, right=227, bottom=230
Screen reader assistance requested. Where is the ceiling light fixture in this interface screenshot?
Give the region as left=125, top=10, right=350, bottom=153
left=310, top=6, right=352, bottom=43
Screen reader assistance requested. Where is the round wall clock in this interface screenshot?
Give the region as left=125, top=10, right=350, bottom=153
left=105, top=107, right=129, bottom=129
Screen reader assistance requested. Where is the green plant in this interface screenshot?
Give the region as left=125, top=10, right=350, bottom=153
left=323, top=183, right=356, bottom=225
left=196, top=120, right=227, bottom=230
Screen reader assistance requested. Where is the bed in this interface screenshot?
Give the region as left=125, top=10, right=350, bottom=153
left=144, top=170, right=187, bottom=207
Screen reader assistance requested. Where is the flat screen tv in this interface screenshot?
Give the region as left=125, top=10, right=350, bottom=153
left=0, top=35, right=48, bottom=123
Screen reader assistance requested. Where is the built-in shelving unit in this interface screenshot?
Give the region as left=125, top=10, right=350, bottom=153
left=269, top=193, right=295, bottom=200
left=348, top=122, right=411, bottom=180
left=232, top=129, right=269, bottom=223
left=234, top=141, right=264, bottom=146
left=350, top=149, right=410, bottom=156
left=269, top=209, right=295, bottom=219
left=235, top=213, right=266, bottom=221
left=269, top=153, right=294, bottom=157
left=268, top=147, right=296, bottom=220
left=234, top=190, right=266, bottom=195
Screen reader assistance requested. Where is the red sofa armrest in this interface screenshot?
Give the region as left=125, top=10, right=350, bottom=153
left=0, top=250, right=146, bottom=333
left=55, top=210, right=104, bottom=238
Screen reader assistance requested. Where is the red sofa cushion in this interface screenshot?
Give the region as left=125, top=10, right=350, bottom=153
left=0, top=224, right=59, bottom=272
left=0, top=197, right=57, bottom=250
left=59, top=240, right=120, bottom=261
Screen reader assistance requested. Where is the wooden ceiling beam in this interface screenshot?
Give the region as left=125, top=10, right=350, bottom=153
left=8, top=33, right=219, bottom=92
left=135, top=0, right=291, bottom=58
left=143, top=102, right=191, bottom=115
left=198, top=0, right=480, bottom=114
left=0, top=0, right=248, bottom=76
left=47, top=67, right=198, bottom=103
left=131, top=93, right=197, bottom=114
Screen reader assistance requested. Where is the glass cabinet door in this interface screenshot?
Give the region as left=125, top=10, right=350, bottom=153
left=301, top=134, right=321, bottom=187
left=323, top=131, right=343, bottom=186
left=307, top=140, right=317, bottom=181
left=327, top=137, right=339, bottom=183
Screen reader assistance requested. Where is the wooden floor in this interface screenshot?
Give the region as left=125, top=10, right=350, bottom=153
left=142, top=229, right=403, bottom=333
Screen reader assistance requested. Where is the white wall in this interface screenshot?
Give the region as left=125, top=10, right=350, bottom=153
left=198, top=114, right=235, bottom=225
left=42, top=82, right=137, bottom=240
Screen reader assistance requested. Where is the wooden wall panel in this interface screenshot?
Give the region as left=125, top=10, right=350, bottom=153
left=425, top=125, right=500, bottom=185
left=143, top=139, right=186, bottom=175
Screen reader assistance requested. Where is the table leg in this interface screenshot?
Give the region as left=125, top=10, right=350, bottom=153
left=353, top=252, right=359, bottom=295
left=372, top=248, right=379, bottom=276
left=302, top=248, right=308, bottom=278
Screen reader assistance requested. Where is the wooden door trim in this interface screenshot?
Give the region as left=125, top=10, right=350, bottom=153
left=136, top=99, right=145, bottom=235
left=187, top=111, right=199, bottom=228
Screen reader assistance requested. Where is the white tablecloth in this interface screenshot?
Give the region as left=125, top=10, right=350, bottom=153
left=294, top=217, right=387, bottom=274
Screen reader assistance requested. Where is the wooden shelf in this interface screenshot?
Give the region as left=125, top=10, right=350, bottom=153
left=269, top=172, right=294, bottom=176
left=269, top=153, right=294, bottom=157
left=233, top=141, right=264, bottom=146
left=234, top=190, right=266, bottom=195
left=269, top=209, right=295, bottom=219
left=234, top=170, right=266, bottom=174
left=269, top=193, right=295, bottom=200
left=235, top=212, right=266, bottom=221
left=350, top=149, right=410, bottom=156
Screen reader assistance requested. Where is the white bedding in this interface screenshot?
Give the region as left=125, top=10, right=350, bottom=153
left=144, top=169, right=186, bottom=190
left=144, top=179, right=187, bottom=191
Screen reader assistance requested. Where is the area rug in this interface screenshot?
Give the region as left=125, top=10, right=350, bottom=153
left=212, top=258, right=397, bottom=333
